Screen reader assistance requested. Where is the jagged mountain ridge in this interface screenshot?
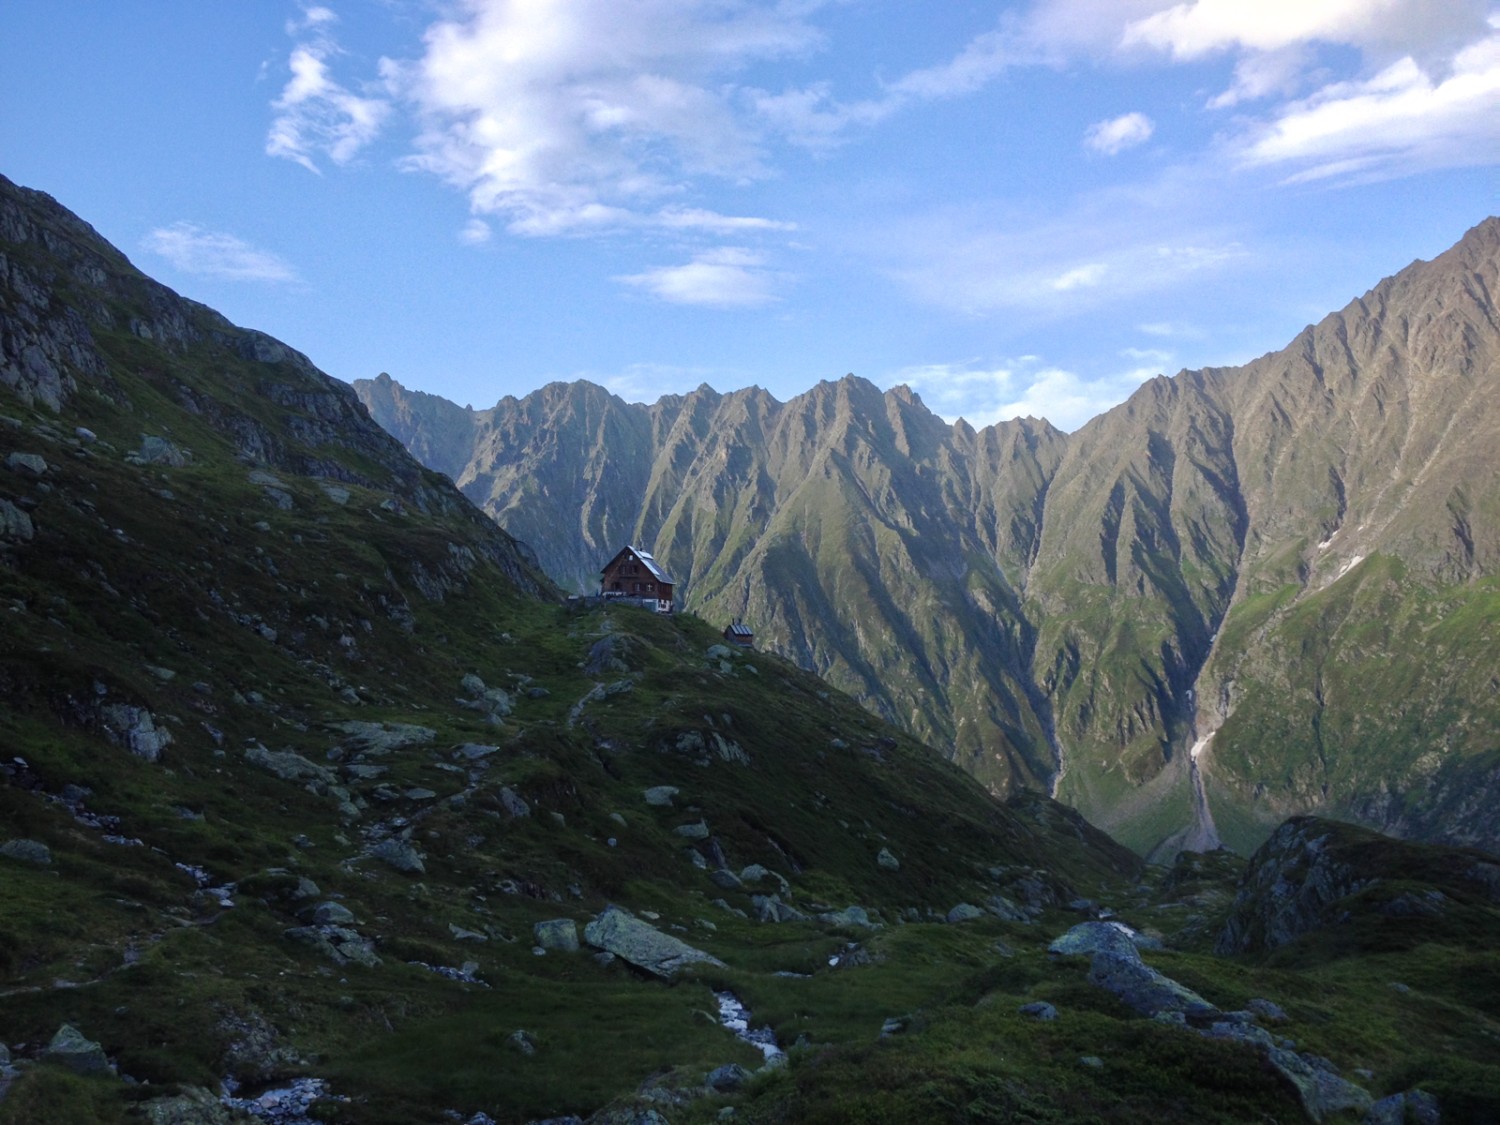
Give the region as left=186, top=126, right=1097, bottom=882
left=359, top=216, right=1500, bottom=856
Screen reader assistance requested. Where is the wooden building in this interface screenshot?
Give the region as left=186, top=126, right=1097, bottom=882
left=722, top=621, right=754, bottom=648
left=600, top=545, right=675, bottom=614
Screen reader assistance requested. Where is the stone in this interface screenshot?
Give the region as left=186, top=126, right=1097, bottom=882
left=946, top=903, right=985, bottom=923
left=1363, top=1090, right=1441, bottom=1125
left=706, top=644, right=734, bottom=660
left=1018, top=1001, right=1057, bottom=1021
left=706, top=1063, right=752, bottom=1093
left=508, top=1030, right=537, bottom=1056
left=1048, top=922, right=1142, bottom=961
left=0, top=838, right=52, bottom=864
left=318, top=483, right=350, bottom=506
left=5, top=452, right=47, bottom=475
left=1247, top=998, right=1290, bottom=1023
left=0, top=499, right=34, bottom=541
left=643, top=785, right=680, bottom=807
left=454, top=743, right=500, bottom=761
left=674, top=820, right=710, bottom=840
left=138, top=435, right=191, bottom=466
left=310, top=901, right=355, bottom=925
left=245, top=744, right=333, bottom=785
left=1266, top=1048, right=1372, bottom=1122
left=876, top=847, right=900, bottom=871
left=1078, top=1056, right=1105, bottom=1069
left=985, top=894, right=1029, bottom=922
left=332, top=721, right=437, bottom=756
left=140, top=1084, right=241, bottom=1124
left=818, top=906, right=877, bottom=928
left=534, top=918, right=580, bottom=952
left=499, top=786, right=531, bottom=818
left=752, top=894, right=809, bottom=923
left=370, top=837, right=425, bottom=874
left=709, top=869, right=743, bottom=891
left=284, top=925, right=381, bottom=968
left=449, top=923, right=488, bottom=942
left=582, top=905, right=724, bottom=977
left=42, top=1024, right=111, bottom=1075
left=1087, top=952, right=1216, bottom=1019
left=101, top=703, right=173, bottom=762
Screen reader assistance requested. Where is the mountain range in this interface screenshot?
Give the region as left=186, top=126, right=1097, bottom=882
left=5, top=173, right=1500, bottom=1123
left=357, top=217, right=1500, bottom=859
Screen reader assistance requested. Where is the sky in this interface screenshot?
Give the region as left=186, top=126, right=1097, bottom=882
left=3, top=1, right=1499, bottom=432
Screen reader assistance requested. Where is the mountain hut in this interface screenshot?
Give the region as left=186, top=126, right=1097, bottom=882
left=600, top=545, right=676, bottom=613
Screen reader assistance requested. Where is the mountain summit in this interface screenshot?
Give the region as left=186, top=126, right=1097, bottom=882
left=359, top=216, right=1500, bottom=858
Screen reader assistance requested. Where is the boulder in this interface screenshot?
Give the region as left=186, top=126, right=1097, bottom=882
left=643, top=785, right=680, bottom=807
left=370, top=837, right=425, bottom=874
left=499, top=786, right=531, bottom=819
left=310, top=901, right=355, bottom=925
left=1018, top=1001, right=1057, bottom=1021
left=818, top=906, right=877, bottom=928
left=245, top=744, right=333, bottom=785
left=752, top=894, right=809, bottom=923
left=101, top=703, right=173, bottom=762
left=42, top=1024, right=111, bottom=1075
left=1363, top=1090, right=1441, bottom=1125
left=876, top=847, right=900, bottom=871
left=674, top=820, right=710, bottom=840
left=4, top=451, right=47, bottom=475
left=709, top=869, right=743, bottom=891
left=140, top=1084, right=244, bottom=1124
left=1087, top=952, right=1216, bottom=1020
left=284, top=925, right=381, bottom=968
left=0, top=838, right=51, bottom=865
left=1266, top=1048, right=1372, bottom=1122
left=0, top=499, right=34, bottom=542
left=534, top=918, right=580, bottom=952
left=706, top=1063, right=752, bottom=1093
left=946, top=903, right=985, bottom=923
left=582, top=905, right=724, bottom=977
left=1047, top=922, right=1141, bottom=961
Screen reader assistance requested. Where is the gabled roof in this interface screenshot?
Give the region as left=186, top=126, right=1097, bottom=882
left=724, top=622, right=753, bottom=638
left=601, top=544, right=675, bottom=586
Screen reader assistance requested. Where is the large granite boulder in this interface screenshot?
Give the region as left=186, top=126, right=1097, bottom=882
left=583, top=906, right=724, bottom=978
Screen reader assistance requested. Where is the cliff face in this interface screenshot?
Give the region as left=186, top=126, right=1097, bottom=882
left=358, top=217, right=1500, bottom=856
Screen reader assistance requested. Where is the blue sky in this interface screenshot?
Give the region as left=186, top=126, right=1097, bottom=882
left=4, top=1, right=1499, bottom=430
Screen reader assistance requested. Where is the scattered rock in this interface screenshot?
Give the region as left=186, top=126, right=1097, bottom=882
left=1047, top=922, right=1140, bottom=961
left=709, top=869, right=743, bottom=891
left=101, top=703, right=173, bottom=762
left=508, top=1030, right=537, bottom=1056
left=4, top=451, right=47, bottom=475
left=136, top=435, right=191, bottom=467
left=1247, top=998, right=1289, bottom=1023
left=876, top=847, right=900, bottom=871
left=0, top=499, right=34, bottom=541
left=1363, top=1089, right=1441, bottom=1125
left=245, top=744, right=334, bottom=785
left=139, top=1084, right=245, bottom=1124
left=370, top=837, right=425, bottom=874
left=817, top=906, right=877, bottom=928
left=310, top=901, right=355, bottom=925
left=454, top=743, right=499, bottom=761
left=1018, top=1001, right=1057, bottom=1021
left=1267, top=1048, right=1372, bottom=1122
left=674, top=820, right=710, bottom=840
left=945, top=903, right=985, bottom=923
left=0, top=838, right=51, bottom=864
left=284, top=924, right=381, bottom=968
left=1078, top=1056, right=1105, bottom=1070
left=706, top=1063, right=752, bottom=1093
left=534, top=918, right=580, bottom=952
left=752, top=894, right=810, bottom=923
left=643, top=785, right=680, bottom=807
left=582, top=905, right=724, bottom=977
left=42, top=1024, right=111, bottom=1076
left=449, top=923, right=488, bottom=942
left=499, top=787, right=531, bottom=819
left=332, top=721, right=437, bottom=756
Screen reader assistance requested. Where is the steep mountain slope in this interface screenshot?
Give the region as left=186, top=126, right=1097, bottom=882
left=361, top=372, right=1068, bottom=792
left=360, top=217, right=1500, bottom=858
left=0, top=174, right=1157, bottom=1121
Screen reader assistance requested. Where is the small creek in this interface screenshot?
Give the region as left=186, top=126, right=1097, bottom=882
left=714, top=991, right=784, bottom=1063
left=221, top=1077, right=345, bottom=1124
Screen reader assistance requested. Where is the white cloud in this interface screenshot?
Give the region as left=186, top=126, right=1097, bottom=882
left=267, top=7, right=391, bottom=173
left=1051, top=262, right=1109, bottom=290
left=890, top=355, right=1158, bottom=432
left=459, top=218, right=492, bottom=244
left=616, top=247, right=786, bottom=307
left=1241, top=38, right=1500, bottom=180
left=387, top=0, right=824, bottom=236
left=1084, top=111, right=1154, bottom=154
left=142, top=223, right=299, bottom=283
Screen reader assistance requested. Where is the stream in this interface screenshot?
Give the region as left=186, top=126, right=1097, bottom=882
left=1183, top=731, right=1224, bottom=853
left=714, top=991, right=784, bottom=1063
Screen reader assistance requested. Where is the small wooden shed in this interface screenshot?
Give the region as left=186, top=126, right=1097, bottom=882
left=722, top=621, right=754, bottom=648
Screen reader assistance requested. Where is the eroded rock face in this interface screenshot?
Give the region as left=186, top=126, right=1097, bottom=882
left=1215, top=815, right=1500, bottom=955
left=582, top=905, right=724, bottom=978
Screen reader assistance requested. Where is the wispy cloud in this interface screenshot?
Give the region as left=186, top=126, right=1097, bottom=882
left=142, top=223, right=299, bottom=283
left=459, top=218, right=492, bottom=245
left=890, top=351, right=1168, bottom=432
left=384, top=0, right=822, bottom=237
left=267, top=5, right=390, bottom=173
left=616, top=247, right=786, bottom=307
left=1084, top=111, right=1154, bottom=154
